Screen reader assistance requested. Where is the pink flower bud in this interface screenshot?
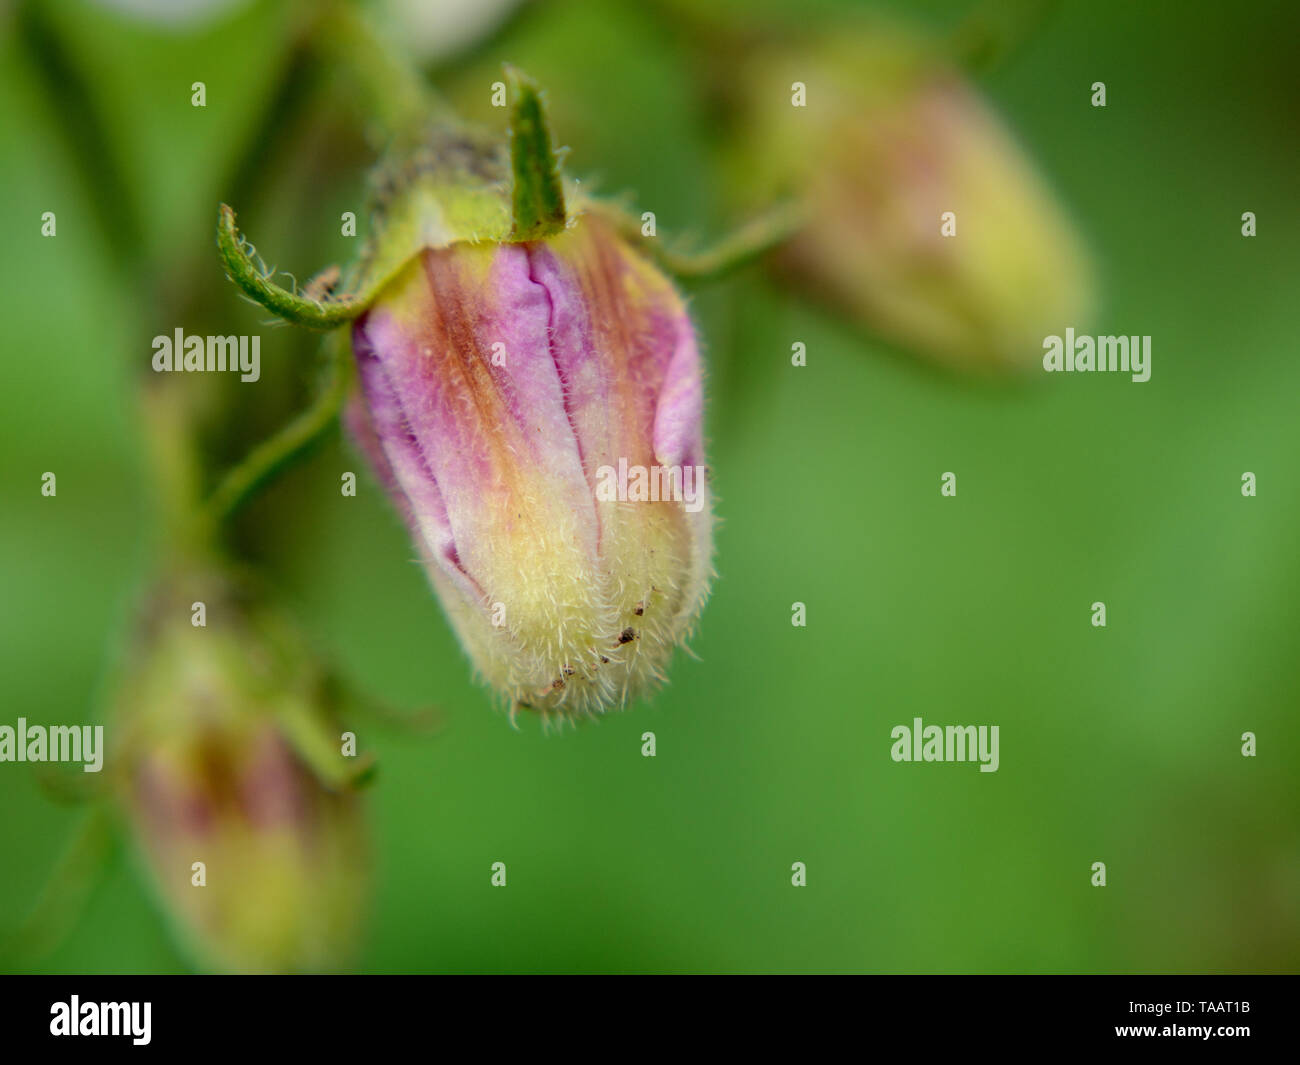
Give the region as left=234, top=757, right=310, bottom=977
left=348, top=212, right=713, bottom=717
left=726, top=27, right=1095, bottom=371
left=117, top=576, right=368, bottom=973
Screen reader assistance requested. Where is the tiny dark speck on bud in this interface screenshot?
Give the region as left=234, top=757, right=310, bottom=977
left=618, top=627, right=636, bottom=644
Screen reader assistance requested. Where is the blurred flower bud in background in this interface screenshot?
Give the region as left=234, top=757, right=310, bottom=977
left=349, top=194, right=713, bottom=718
left=723, top=21, right=1095, bottom=372
left=113, top=571, right=368, bottom=973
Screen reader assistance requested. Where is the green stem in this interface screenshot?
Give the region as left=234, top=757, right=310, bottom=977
left=202, top=332, right=350, bottom=527
left=15, top=2, right=146, bottom=271
left=313, top=0, right=455, bottom=142
left=611, top=200, right=807, bottom=283
left=326, top=673, right=443, bottom=737
left=1, top=806, right=115, bottom=964
left=139, top=380, right=215, bottom=559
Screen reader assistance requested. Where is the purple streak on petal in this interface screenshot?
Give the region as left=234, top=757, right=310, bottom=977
left=526, top=235, right=654, bottom=474
left=351, top=313, right=480, bottom=598
left=352, top=244, right=597, bottom=592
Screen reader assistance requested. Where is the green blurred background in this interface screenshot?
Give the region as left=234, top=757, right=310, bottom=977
left=1, top=0, right=1297, bottom=972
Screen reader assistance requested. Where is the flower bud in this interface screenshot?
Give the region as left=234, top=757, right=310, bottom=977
left=114, top=573, right=367, bottom=973
left=727, top=26, right=1094, bottom=371
left=212, top=73, right=715, bottom=718
left=348, top=209, right=713, bottom=718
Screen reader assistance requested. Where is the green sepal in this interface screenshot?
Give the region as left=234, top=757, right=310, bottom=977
left=217, top=204, right=379, bottom=330
left=354, top=122, right=513, bottom=291
left=506, top=66, right=567, bottom=241
left=274, top=693, right=378, bottom=793
left=217, top=67, right=576, bottom=329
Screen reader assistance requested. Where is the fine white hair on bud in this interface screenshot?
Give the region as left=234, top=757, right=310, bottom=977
left=348, top=213, right=713, bottom=719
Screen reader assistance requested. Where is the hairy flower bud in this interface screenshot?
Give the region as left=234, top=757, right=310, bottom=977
left=114, top=573, right=367, bottom=973
left=348, top=210, right=713, bottom=717
left=727, top=26, right=1094, bottom=371
left=213, top=73, right=715, bottom=718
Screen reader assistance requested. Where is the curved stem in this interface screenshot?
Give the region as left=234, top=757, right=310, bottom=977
left=313, top=0, right=456, bottom=141
left=202, top=332, right=350, bottom=527
left=217, top=205, right=378, bottom=329
left=604, top=199, right=807, bottom=283
left=1, top=806, right=115, bottom=965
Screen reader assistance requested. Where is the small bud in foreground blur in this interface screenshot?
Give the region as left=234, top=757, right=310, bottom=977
left=725, top=24, right=1095, bottom=372
left=113, top=571, right=368, bottom=973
